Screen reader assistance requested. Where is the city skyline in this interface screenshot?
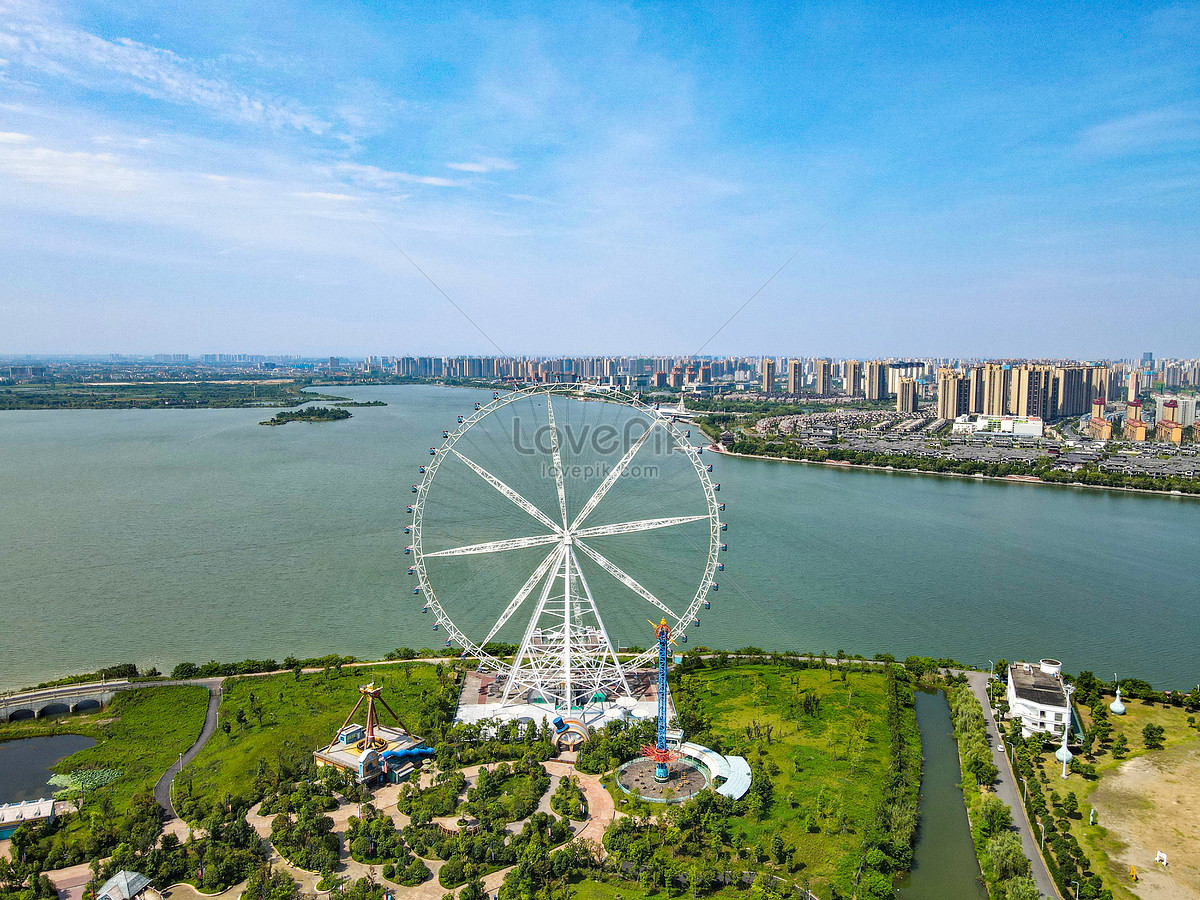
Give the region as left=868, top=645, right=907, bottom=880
left=1, top=1, right=1198, bottom=357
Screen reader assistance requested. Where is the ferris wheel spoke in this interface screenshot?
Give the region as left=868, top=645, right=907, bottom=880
left=423, top=532, right=561, bottom=558
left=450, top=449, right=562, bottom=534
left=479, top=545, right=565, bottom=648
left=568, top=420, right=661, bottom=531
left=546, top=398, right=569, bottom=527
left=574, top=539, right=679, bottom=620
left=574, top=514, right=707, bottom=540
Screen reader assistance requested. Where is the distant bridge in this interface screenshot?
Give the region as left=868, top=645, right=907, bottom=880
left=0, top=680, right=132, bottom=721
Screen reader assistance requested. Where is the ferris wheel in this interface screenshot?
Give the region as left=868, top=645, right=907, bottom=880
left=406, top=383, right=725, bottom=713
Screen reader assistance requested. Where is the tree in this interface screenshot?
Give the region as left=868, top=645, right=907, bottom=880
left=1062, top=792, right=1079, bottom=818
left=458, top=877, right=486, bottom=900
left=1003, top=876, right=1041, bottom=900
left=1112, top=732, right=1128, bottom=758
left=1142, top=723, right=1165, bottom=749
left=986, top=832, right=1030, bottom=881
left=979, top=795, right=1012, bottom=838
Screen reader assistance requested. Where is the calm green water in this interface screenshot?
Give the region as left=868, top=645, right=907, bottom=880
left=896, top=690, right=988, bottom=900
left=0, top=734, right=96, bottom=803
left=1, top=384, right=1197, bottom=691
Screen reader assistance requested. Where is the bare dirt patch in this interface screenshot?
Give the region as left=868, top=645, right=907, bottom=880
left=1091, top=742, right=1200, bottom=900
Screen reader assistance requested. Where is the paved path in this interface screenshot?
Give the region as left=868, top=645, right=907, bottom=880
left=45, top=862, right=94, bottom=900
left=153, top=678, right=224, bottom=819
left=963, top=671, right=1061, bottom=900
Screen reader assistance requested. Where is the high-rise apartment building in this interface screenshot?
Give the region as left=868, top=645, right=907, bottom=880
left=812, top=359, right=832, bottom=397
left=896, top=377, right=918, bottom=414
left=787, top=358, right=803, bottom=395
left=978, top=363, right=1012, bottom=416
left=761, top=358, right=777, bottom=394
left=865, top=360, right=888, bottom=401
left=1009, top=364, right=1056, bottom=420
left=843, top=359, right=862, bottom=396
left=936, top=366, right=971, bottom=419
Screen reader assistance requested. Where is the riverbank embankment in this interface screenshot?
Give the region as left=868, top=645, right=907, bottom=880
left=709, top=444, right=1199, bottom=501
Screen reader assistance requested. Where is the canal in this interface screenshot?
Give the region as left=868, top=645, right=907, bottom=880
left=0, top=734, right=96, bottom=804
left=896, top=690, right=988, bottom=899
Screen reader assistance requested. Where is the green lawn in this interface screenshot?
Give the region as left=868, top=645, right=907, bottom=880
left=0, top=686, right=209, bottom=812
left=677, top=662, right=902, bottom=895
left=179, top=664, right=444, bottom=812
left=56, top=686, right=210, bottom=809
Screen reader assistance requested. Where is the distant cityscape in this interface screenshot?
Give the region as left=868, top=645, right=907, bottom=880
left=4, top=350, right=1197, bottom=430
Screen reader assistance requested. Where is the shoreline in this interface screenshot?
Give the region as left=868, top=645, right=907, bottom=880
left=709, top=443, right=1200, bottom=501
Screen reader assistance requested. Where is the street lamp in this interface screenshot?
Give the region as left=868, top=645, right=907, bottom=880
left=1071, top=879, right=1080, bottom=899
left=1021, top=776, right=1029, bottom=802
left=1039, top=821, right=1046, bottom=850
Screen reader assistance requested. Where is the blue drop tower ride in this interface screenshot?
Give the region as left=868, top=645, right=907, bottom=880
left=642, top=617, right=677, bottom=783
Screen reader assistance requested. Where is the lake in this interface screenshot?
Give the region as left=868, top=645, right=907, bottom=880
left=1, top=384, right=1197, bottom=691
left=0, top=734, right=96, bottom=803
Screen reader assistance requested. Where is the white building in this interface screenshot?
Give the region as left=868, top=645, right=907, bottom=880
left=951, top=414, right=1044, bottom=437
left=1006, top=659, right=1071, bottom=739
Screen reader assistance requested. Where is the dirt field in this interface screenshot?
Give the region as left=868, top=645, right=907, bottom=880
left=1091, top=741, right=1200, bottom=900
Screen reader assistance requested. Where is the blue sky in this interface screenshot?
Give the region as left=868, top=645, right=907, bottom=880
left=1, top=0, right=1197, bottom=357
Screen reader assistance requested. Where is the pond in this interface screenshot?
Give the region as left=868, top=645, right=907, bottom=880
left=896, top=690, right=988, bottom=899
left=0, top=734, right=96, bottom=803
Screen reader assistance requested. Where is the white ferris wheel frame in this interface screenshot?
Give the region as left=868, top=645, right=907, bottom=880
left=408, top=382, right=722, bottom=710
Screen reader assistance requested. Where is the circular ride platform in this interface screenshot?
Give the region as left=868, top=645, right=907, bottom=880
left=616, top=757, right=708, bottom=803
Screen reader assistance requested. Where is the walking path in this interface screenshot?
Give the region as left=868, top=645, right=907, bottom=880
left=963, top=671, right=1062, bottom=900
left=153, top=678, right=224, bottom=819
left=46, top=862, right=94, bottom=900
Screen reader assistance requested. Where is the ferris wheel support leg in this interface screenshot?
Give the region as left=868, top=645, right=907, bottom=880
left=563, top=542, right=573, bottom=713
left=502, top=551, right=564, bottom=708
left=569, top=547, right=633, bottom=701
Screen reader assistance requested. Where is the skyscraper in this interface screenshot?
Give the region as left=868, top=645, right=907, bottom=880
left=896, top=377, right=918, bottom=414
left=937, top=366, right=970, bottom=419
left=787, top=358, right=803, bottom=395
left=761, top=358, right=777, bottom=394
left=1009, top=364, right=1055, bottom=420
left=843, top=359, right=862, bottom=397
left=812, top=359, right=832, bottom=397
left=865, top=360, right=888, bottom=401
left=979, top=363, right=1012, bottom=416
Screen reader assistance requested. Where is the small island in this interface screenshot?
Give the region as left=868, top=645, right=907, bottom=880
left=259, top=406, right=351, bottom=426
left=331, top=399, right=388, bottom=407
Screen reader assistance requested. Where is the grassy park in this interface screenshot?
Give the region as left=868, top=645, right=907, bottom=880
left=1027, top=692, right=1200, bottom=900
left=177, top=662, right=451, bottom=813
left=665, top=659, right=917, bottom=898
left=0, top=686, right=209, bottom=811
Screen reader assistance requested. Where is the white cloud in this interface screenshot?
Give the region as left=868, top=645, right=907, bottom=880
left=0, top=131, right=31, bottom=142
left=0, top=2, right=330, bottom=134
left=1080, top=108, right=1200, bottom=155
left=335, top=162, right=462, bottom=188
left=0, top=140, right=149, bottom=190
left=294, top=191, right=356, bottom=201
left=446, top=157, right=516, bottom=173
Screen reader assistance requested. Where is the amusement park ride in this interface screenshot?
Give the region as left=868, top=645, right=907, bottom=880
left=641, top=618, right=680, bottom=782
left=408, top=383, right=724, bottom=727
left=333, top=682, right=409, bottom=752
left=314, top=682, right=433, bottom=785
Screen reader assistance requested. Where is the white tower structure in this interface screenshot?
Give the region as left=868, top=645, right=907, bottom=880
left=1056, top=683, right=1075, bottom=778
left=1110, top=675, right=1126, bottom=715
